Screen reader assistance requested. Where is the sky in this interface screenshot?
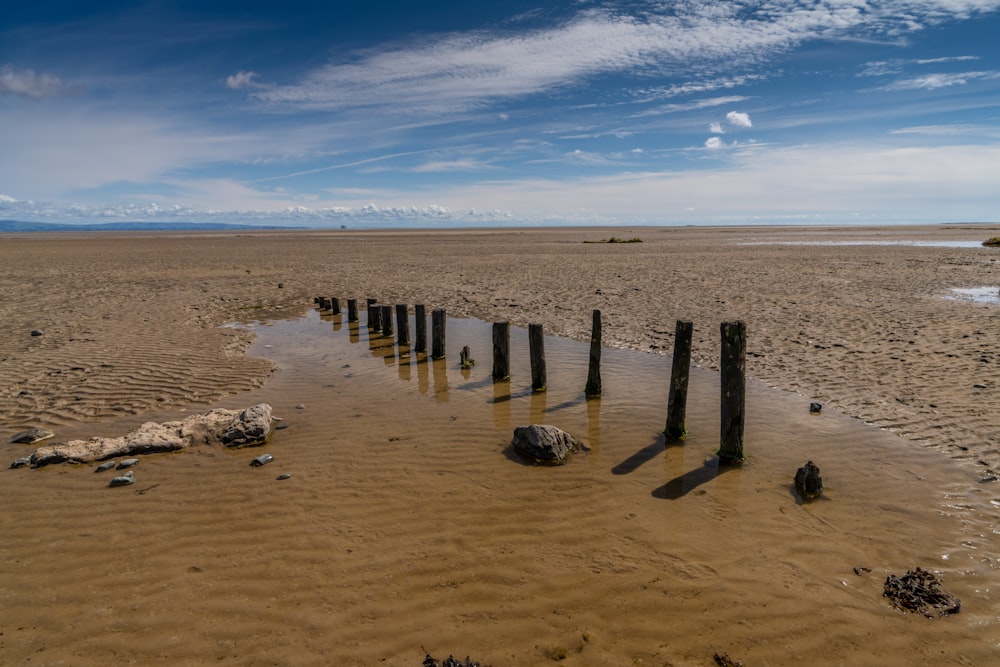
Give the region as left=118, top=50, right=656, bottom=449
left=1, top=0, right=1000, bottom=227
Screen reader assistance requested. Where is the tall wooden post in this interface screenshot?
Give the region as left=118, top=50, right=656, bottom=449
left=529, top=323, right=546, bottom=392
left=719, top=320, right=746, bottom=464
left=585, top=309, right=602, bottom=397
left=347, top=299, right=359, bottom=323
left=432, top=309, right=446, bottom=359
left=366, top=299, right=378, bottom=328
left=492, top=322, right=510, bottom=382
left=414, top=304, right=427, bottom=353
left=380, top=305, right=394, bottom=337
left=664, top=320, right=693, bottom=440
left=395, top=304, right=410, bottom=346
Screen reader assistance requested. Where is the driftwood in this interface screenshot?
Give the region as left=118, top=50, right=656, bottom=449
left=28, top=404, right=273, bottom=467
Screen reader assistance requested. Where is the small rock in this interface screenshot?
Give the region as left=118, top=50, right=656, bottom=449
left=275, top=423, right=290, bottom=430
left=30, top=329, right=43, bottom=337
left=109, top=470, right=135, bottom=487
left=809, top=402, right=822, bottom=414
left=277, top=282, right=284, bottom=289
left=295, top=404, right=305, bottom=410
left=973, top=383, right=987, bottom=389
left=117, top=458, right=140, bottom=469
left=94, top=461, right=117, bottom=473
left=794, top=460, right=823, bottom=500
left=276, top=472, right=292, bottom=480
left=251, top=453, right=274, bottom=467
left=511, top=425, right=581, bottom=465
left=10, top=456, right=32, bottom=469
left=10, top=427, right=54, bottom=444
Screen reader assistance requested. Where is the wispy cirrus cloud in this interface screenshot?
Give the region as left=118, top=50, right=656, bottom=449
left=881, top=70, right=1000, bottom=90
left=0, top=65, right=65, bottom=99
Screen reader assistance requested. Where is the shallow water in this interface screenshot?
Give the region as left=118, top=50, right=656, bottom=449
left=739, top=240, right=988, bottom=248
left=3, top=308, right=1000, bottom=665
left=947, top=286, right=1000, bottom=304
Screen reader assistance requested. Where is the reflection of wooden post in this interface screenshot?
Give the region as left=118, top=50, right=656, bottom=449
left=380, top=305, right=394, bottom=337
left=492, top=322, right=510, bottom=381
left=529, top=323, right=546, bottom=392
left=432, top=309, right=446, bottom=359
left=366, top=298, right=378, bottom=328
left=347, top=299, right=359, bottom=323
left=396, top=304, right=410, bottom=346
left=665, top=320, right=693, bottom=440
left=331, top=297, right=341, bottom=315
left=414, top=305, right=427, bottom=353
left=719, top=320, right=746, bottom=464
left=585, top=309, right=602, bottom=397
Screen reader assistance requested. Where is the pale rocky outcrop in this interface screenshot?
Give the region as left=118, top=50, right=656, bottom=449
left=29, top=404, right=273, bottom=467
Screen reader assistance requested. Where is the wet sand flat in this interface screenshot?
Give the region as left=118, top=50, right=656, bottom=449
left=2, top=225, right=1000, bottom=665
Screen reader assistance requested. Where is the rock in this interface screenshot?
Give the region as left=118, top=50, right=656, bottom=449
left=251, top=453, right=274, bottom=467
left=10, top=456, right=32, bottom=469
left=109, top=470, right=135, bottom=487
left=511, top=425, right=581, bottom=465
left=794, top=460, right=823, bottom=500
left=883, top=567, right=961, bottom=618
left=10, top=427, right=54, bottom=444
left=276, top=472, right=292, bottom=480
left=30, top=329, right=43, bottom=337
left=94, top=461, right=117, bottom=473
left=809, top=402, right=822, bottom=414
left=117, top=458, right=140, bottom=469
left=29, top=403, right=273, bottom=466
left=460, top=345, right=475, bottom=368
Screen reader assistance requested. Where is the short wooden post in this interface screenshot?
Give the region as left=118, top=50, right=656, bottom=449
left=347, top=299, right=359, bottom=323
left=585, top=309, right=602, bottom=397
left=492, top=322, right=510, bottom=381
left=381, top=305, right=394, bottom=337
left=366, top=299, right=378, bottom=328
left=719, top=320, right=746, bottom=464
left=529, top=323, right=546, bottom=392
left=432, top=309, right=446, bottom=359
left=664, top=320, right=693, bottom=440
left=396, top=304, right=410, bottom=346
left=414, top=305, right=427, bottom=353
left=318, top=297, right=330, bottom=311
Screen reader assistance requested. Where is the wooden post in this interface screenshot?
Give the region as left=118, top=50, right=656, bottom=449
left=331, top=297, right=341, bottom=315
left=432, top=309, right=446, bottom=359
left=318, top=297, right=330, bottom=311
left=414, top=304, right=427, bottom=353
left=585, top=309, right=602, bottom=397
left=381, top=305, right=394, bottom=337
left=347, top=299, right=359, bottom=323
left=396, top=304, right=410, bottom=346
left=529, top=323, right=546, bottom=392
left=719, top=320, right=746, bottom=464
left=492, top=322, right=510, bottom=381
left=664, top=320, right=693, bottom=440
left=366, top=298, right=378, bottom=328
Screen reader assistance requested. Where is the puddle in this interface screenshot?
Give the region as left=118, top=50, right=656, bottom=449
left=740, top=240, right=987, bottom=248
left=947, top=287, right=1000, bottom=304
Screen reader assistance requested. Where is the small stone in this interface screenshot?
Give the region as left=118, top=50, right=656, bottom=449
left=10, top=456, right=32, bottom=469
left=973, top=383, right=987, bottom=389
left=251, top=453, right=274, bottom=467
left=30, top=329, right=43, bottom=337
left=794, top=460, right=823, bottom=501
left=276, top=472, right=292, bottom=480
left=94, top=461, right=117, bottom=473
left=809, top=402, right=822, bottom=414
left=295, top=404, right=305, bottom=410
left=10, top=428, right=55, bottom=444
left=277, top=282, right=284, bottom=289
left=275, top=423, right=290, bottom=430
left=109, top=470, right=135, bottom=487
left=117, top=458, right=140, bottom=469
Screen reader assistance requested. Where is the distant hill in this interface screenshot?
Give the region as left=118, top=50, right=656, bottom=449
left=0, top=220, right=302, bottom=232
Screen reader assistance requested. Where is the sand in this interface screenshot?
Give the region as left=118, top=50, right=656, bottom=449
left=1, top=225, right=999, bottom=665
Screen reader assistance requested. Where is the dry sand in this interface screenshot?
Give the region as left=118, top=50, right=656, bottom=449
left=2, top=225, right=1000, bottom=665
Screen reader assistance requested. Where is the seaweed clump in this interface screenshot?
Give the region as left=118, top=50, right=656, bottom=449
left=883, top=567, right=961, bottom=618
left=422, top=654, right=488, bottom=667
left=982, top=237, right=1000, bottom=247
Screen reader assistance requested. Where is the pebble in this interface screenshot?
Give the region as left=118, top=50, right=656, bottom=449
left=10, top=456, right=32, bottom=469
left=30, top=329, right=43, bottom=337
left=251, top=453, right=274, bottom=467
left=295, top=404, right=305, bottom=410
left=109, top=470, right=135, bottom=487
left=94, top=461, right=117, bottom=473
left=276, top=472, right=293, bottom=480
left=275, top=423, right=290, bottom=430
left=10, top=427, right=55, bottom=444
left=117, top=458, right=140, bottom=469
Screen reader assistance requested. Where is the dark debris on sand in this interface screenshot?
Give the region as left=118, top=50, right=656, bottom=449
left=423, top=654, right=488, bottom=667
left=883, top=567, right=961, bottom=618
left=714, top=653, right=744, bottom=667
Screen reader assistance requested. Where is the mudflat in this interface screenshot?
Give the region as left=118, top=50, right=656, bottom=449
left=2, top=225, right=999, bottom=665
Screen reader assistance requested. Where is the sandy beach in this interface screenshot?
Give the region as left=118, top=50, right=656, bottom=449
left=2, top=225, right=1000, bottom=665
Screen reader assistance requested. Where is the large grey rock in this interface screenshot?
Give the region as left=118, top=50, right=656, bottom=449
left=511, top=424, right=580, bottom=465
left=10, top=428, right=54, bottom=444
left=28, top=404, right=273, bottom=467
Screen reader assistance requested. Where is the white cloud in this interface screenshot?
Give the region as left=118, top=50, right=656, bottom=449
left=705, top=136, right=725, bottom=150
left=726, top=111, right=752, bottom=128
left=225, top=70, right=259, bottom=89
left=0, top=65, right=64, bottom=99
left=709, top=122, right=725, bottom=134
left=882, top=70, right=1000, bottom=90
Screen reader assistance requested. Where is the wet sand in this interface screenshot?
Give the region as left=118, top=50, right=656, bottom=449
left=2, top=225, right=1000, bottom=665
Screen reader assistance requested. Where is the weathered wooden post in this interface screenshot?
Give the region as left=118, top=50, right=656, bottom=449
left=380, top=305, right=394, bottom=337
left=318, top=297, right=330, bottom=311
left=585, top=309, right=602, bottom=397
left=719, top=320, right=746, bottom=464
left=414, top=304, right=427, bottom=353
left=432, top=309, right=446, bottom=359
left=664, top=320, right=693, bottom=440
left=366, top=299, right=378, bottom=328
left=347, top=299, right=359, bottom=323
left=396, top=304, right=410, bottom=346
left=492, top=321, right=510, bottom=382
left=330, top=297, right=341, bottom=315
left=529, top=323, right=546, bottom=392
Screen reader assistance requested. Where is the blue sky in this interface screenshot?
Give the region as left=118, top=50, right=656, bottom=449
left=1, top=1, right=999, bottom=227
